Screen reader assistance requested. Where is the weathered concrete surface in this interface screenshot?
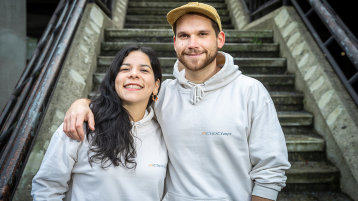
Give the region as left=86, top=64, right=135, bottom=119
left=225, top=0, right=250, bottom=30
left=12, top=1, right=128, bottom=200
left=0, top=0, right=26, bottom=112
left=227, top=3, right=358, bottom=200
left=112, top=0, right=128, bottom=29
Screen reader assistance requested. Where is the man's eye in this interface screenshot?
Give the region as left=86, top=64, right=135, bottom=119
left=141, top=69, right=149, bottom=72
left=179, top=34, right=189, bottom=38
left=199, top=33, right=208, bottom=36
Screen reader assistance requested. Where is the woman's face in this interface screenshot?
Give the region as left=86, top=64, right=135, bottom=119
left=115, top=51, right=160, bottom=107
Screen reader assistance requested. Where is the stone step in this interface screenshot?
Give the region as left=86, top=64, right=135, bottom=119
left=125, top=15, right=232, bottom=25
left=129, top=0, right=225, bottom=2
left=98, top=56, right=285, bottom=74
left=126, top=7, right=230, bottom=16
left=101, top=42, right=280, bottom=58
left=278, top=192, right=352, bottom=201
left=286, top=134, right=324, bottom=153
left=124, top=23, right=235, bottom=30
left=157, top=57, right=286, bottom=74
left=278, top=111, right=313, bottom=126
left=285, top=161, right=340, bottom=192
left=288, top=149, right=327, bottom=162
left=282, top=125, right=316, bottom=135
left=89, top=72, right=301, bottom=110
left=105, top=29, right=273, bottom=43
left=286, top=132, right=326, bottom=162
left=160, top=73, right=294, bottom=91
left=270, top=91, right=303, bottom=111
left=127, top=2, right=228, bottom=9
left=236, top=57, right=286, bottom=73
left=160, top=73, right=294, bottom=90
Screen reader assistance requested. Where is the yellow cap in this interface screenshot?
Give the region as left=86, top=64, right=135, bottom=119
left=166, top=2, right=222, bottom=32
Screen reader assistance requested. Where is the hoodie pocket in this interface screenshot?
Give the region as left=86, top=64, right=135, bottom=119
left=162, top=192, right=232, bottom=201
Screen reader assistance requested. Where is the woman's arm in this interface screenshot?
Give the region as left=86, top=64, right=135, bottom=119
left=63, top=98, right=94, bottom=141
left=32, top=124, right=79, bottom=200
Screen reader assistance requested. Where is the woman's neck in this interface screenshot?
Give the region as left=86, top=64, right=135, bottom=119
left=123, top=103, right=147, bottom=122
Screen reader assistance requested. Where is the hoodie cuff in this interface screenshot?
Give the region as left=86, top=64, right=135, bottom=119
left=252, top=184, right=278, bottom=201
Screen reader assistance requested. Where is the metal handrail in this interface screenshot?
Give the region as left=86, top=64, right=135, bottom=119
left=240, top=0, right=358, bottom=106
left=292, top=0, right=358, bottom=105
left=0, top=0, right=87, bottom=200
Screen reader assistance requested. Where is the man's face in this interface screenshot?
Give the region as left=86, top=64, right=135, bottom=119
left=173, top=14, right=225, bottom=72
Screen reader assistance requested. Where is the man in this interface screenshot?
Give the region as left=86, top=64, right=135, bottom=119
left=63, top=2, right=290, bottom=201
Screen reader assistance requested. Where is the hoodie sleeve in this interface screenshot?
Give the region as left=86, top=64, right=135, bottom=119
left=247, top=82, right=291, bottom=200
left=32, top=124, right=79, bottom=201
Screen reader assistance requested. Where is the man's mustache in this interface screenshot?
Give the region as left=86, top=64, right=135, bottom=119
left=182, top=49, right=207, bottom=55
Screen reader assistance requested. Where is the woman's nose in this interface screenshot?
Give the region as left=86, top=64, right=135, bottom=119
left=128, top=68, right=140, bottom=78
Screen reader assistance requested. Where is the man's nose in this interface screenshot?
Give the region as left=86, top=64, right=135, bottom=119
left=188, top=36, right=199, bottom=48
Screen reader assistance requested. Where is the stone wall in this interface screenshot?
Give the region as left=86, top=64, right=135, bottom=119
left=225, top=0, right=249, bottom=30
left=12, top=1, right=128, bottom=200
left=0, top=0, right=26, bottom=112
left=271, top=8, right=358, bottom=200
left=227, top=2, right=358, bottom=199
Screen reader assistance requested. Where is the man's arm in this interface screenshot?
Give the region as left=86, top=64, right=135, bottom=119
left=248, top=82, right=291, bottom=200
left=63, top=98, right=93, bottom=141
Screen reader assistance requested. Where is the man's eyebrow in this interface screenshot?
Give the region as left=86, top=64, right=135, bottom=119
left=176, top=31, right=188, bottom=35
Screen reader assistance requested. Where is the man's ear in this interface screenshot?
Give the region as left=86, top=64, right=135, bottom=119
left=217, top=31, right=225, bottom=49
left=173, top=35, right=176, bottom=50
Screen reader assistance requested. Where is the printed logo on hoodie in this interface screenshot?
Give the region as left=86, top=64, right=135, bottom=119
left=148, top=164, right=166, bottom=168
left=202, top=131, right=232, bottom=136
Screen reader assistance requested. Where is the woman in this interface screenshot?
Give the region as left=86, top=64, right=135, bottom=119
left=32, top=46, right=167, bottom=201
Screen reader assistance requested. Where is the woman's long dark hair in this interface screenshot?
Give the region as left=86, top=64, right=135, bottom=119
left=86, top=45, right=162, bottom=169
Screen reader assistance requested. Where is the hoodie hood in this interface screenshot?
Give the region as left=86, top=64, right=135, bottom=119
left=173, top=51, right=242, bottom=104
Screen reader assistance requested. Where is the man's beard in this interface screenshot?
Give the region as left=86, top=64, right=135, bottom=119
left=177, top=48, right=218, bottom=72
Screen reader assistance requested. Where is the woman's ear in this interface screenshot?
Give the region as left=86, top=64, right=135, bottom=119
left=153, top=79, right=161, bottom=95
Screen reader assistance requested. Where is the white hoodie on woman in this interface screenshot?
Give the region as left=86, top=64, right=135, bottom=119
left=155, top=52, right=290, bottom=201
left=32, top=107, right=167, bottom=201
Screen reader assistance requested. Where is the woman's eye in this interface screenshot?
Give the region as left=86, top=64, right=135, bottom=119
left=141, top=69, right=149, bottom=72
left=120, top=68, right=129, bottom=71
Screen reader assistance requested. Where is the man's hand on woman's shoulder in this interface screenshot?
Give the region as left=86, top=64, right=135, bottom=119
left=63, top=98, right=94, bottom=141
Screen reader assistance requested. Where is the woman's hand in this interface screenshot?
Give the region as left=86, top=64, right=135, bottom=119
left=63, top=98, right=94, bottom=141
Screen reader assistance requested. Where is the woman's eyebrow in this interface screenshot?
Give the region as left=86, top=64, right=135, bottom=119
left=141, top=64, right=152, bottom=68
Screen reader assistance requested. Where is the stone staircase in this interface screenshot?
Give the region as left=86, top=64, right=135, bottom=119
left=91, top=0, right=352, bottom=200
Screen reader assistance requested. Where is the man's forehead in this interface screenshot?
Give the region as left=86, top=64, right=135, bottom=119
left=175, top=14, right=215, bottom=34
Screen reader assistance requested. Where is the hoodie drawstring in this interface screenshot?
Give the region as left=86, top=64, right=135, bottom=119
left=132, top=123, right=138, bottom=136
left=191, top=84, right=205, bottom=105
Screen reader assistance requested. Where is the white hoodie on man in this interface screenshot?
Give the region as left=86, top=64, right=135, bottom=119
left=155, top=52, right=290, bottom=201
left=32, top=107, right=168, bottom=201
